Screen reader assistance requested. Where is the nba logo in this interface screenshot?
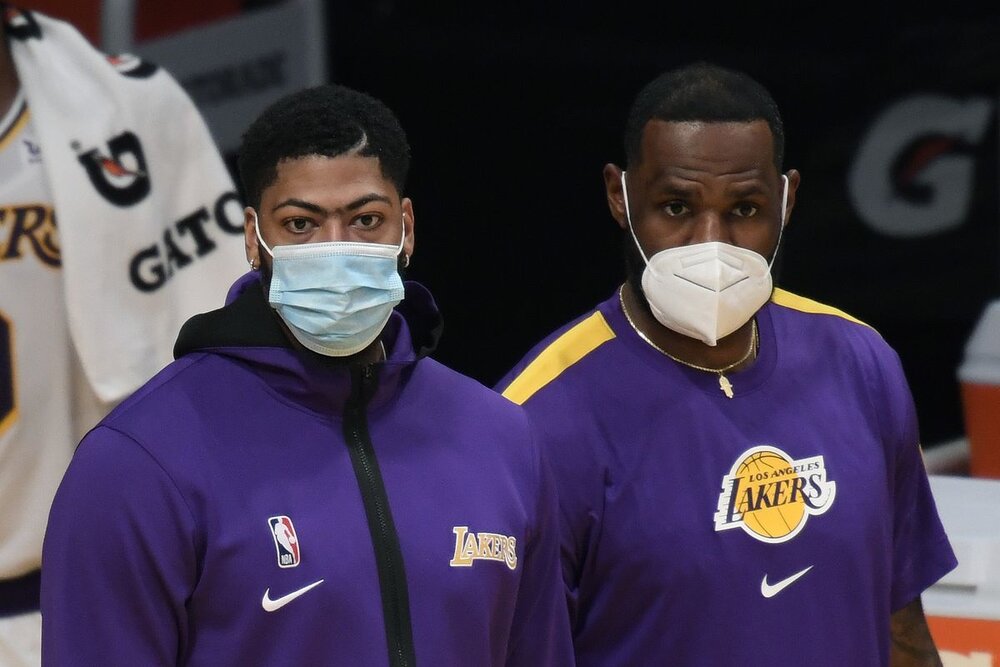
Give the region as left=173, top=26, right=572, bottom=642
left=268, top=516, right=300, bottom=568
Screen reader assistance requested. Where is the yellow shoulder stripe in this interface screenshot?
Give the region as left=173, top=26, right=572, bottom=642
left=0, top=102, right=29, bottom=153
left=771, top=288, right=871, bottom=328
left=502, top=311, right=615, bottom=405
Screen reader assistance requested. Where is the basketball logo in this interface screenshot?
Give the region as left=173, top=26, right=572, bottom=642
left=268, top=515, right=301, bottom=568
left=714, top=445, right=836, bottom=544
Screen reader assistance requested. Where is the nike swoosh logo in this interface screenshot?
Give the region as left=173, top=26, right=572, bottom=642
left=760, top=566, right=813, bottom=598
left=261, top=579, right=325, bottom=612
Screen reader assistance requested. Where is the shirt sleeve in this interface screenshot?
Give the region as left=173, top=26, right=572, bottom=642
left=499, top=359, right=610, bottom=635
left=41, top=426, right=198, bottom=665
left=873, top=346, right=957, bottom=611
left=504, top=426, right=575, bottom=666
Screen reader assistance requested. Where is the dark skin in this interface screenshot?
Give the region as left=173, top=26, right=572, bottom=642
left=604, top=119, right=942, bottom=667
left=0, top=30, right=18, bottom=116
left=243, top=154, right=415, bottom=365
left=604, top=119, right=799, bottom=372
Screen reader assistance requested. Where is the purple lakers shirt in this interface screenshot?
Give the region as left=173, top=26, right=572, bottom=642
left=42, top=279, right=573, bottom=666
left=498, top=287, right=957, bottom=666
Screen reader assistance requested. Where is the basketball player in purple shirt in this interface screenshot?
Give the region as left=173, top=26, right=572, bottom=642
left=41, top=85, right=573, bottom=666
left=498, top=63, right=956, bottom=666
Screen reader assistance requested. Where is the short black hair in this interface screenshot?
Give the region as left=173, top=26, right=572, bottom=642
left=238, top=84, right=411, bottom=209
left=624, top=62, right=784, bottom=170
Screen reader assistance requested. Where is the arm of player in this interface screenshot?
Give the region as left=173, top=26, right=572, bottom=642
left=889, top=597, right=942, bottom=667
left=41, top=426, right=197, bottom=665
left=874, top=346, right=954, bottom=667
left=504, top=432, right=575, bottom=666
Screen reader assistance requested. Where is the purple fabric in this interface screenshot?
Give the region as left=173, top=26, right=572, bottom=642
left=497, top=290, right=957, bottom=667
left=41, top=281, right=573, bottom=666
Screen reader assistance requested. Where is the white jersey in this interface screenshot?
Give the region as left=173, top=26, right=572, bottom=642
left=0, top=92, right=109, bottom=578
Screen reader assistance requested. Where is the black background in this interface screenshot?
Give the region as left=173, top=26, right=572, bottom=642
left=320, top=3, right=1000, bottom=446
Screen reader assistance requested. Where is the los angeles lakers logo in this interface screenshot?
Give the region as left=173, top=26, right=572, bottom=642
left=714, top=446, right=836, bottom=543
left=449, top=526, right=518, bottom=570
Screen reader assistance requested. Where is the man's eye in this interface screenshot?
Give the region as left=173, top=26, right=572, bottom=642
left=734, top=204, right=758, bottom=218
left=664, top=202, right=688, bottom=216
left=285, top=218, right=314, bottom=233
left=355, top=214, right=382, bottom=229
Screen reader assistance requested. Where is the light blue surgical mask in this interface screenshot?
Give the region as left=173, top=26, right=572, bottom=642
left=253, top=210, right=406, bottom=357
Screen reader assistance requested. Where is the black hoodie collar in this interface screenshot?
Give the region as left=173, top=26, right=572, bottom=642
left=173, top=277, right=443, bottom=361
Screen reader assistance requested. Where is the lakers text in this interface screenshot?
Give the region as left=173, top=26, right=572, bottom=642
left=449, top=526, right=518, bottom=570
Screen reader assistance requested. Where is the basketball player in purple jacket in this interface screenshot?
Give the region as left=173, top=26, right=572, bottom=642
left=498, top=63, right=956, bottom=666
left=41, top=85, right=574, bottom=666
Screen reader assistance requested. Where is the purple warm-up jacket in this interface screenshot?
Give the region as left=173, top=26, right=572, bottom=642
left=40, top=276, right=573, bottom=667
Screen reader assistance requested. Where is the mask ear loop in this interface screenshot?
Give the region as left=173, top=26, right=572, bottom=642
left=622, top=171, right=788, bottom=267
left=252, top=209, right=274, bottom=257
left=767, top=174, right=789, bottom=269
left=398, top=212, right=408, bottom=252
left=620, top=171, right=652, bottom=265
left=399, top=212, right=410, bottom=267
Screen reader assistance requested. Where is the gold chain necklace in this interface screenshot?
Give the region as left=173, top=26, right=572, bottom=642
left=618, top=286, right=758, bottom=399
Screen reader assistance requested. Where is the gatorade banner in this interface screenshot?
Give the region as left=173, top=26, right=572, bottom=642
left=775, top=24, right=1000, bottom=445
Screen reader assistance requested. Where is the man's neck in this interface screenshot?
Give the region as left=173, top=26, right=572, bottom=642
left=620, top=281, right=759, bottom=373
left=0, top=32, right=20, bottom=118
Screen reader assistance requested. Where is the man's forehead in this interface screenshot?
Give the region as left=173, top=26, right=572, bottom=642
left=639, top=119, right=774, bottom=159
left=265, top=154, right=399, bottom=199
left=273, top=153, right=382, bottom=176
left=635, top=119, right=777, bottom=181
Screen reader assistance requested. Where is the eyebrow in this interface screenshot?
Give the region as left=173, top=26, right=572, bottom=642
left=728, top=184, right=768, bottom=199
left=272, top=198, right=327, bottom=215
left=651, top=181, right=699, bottom=198
left=344, top=193, right=393, bottom=211
left=651, top=180, right=768, bottom=199
left=271, top=193, right=393, bottom=215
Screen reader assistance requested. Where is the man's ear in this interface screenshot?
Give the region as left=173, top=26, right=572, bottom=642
left=782, top=169, right=801, bottom=228
left=244, top=206, right=260, bottom=269
left=401, top=197, right=415, bottom=262
left=603, top=163, right=628, bottom=230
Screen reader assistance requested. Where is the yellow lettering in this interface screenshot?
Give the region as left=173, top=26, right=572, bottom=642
left=479, top=534, right=492, bottom=559
left=505, top=537, right=518, bottom=570
left=462, top=533, right=478, bottom=561
left=449, top=526, right=473, bottom=567
left=449, top=527, right=519, bottom=570
left=0, top=205, right=60, bottom=267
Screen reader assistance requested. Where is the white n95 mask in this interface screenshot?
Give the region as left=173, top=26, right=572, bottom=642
left=620, top=172, right=788, bottom=346
left=253, top=211, right=406, bottom=357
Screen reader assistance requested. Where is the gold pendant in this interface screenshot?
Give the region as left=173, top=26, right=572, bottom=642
left=718, top=373, right=734, bottom=399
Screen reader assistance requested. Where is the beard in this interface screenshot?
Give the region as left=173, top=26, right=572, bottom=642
left=622, top=230, right=652, bottom=317
left=257, top=256, right=274, bottom=303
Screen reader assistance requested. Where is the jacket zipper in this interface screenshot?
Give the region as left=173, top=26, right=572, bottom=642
left=343, top=364, right=416, bottom=667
